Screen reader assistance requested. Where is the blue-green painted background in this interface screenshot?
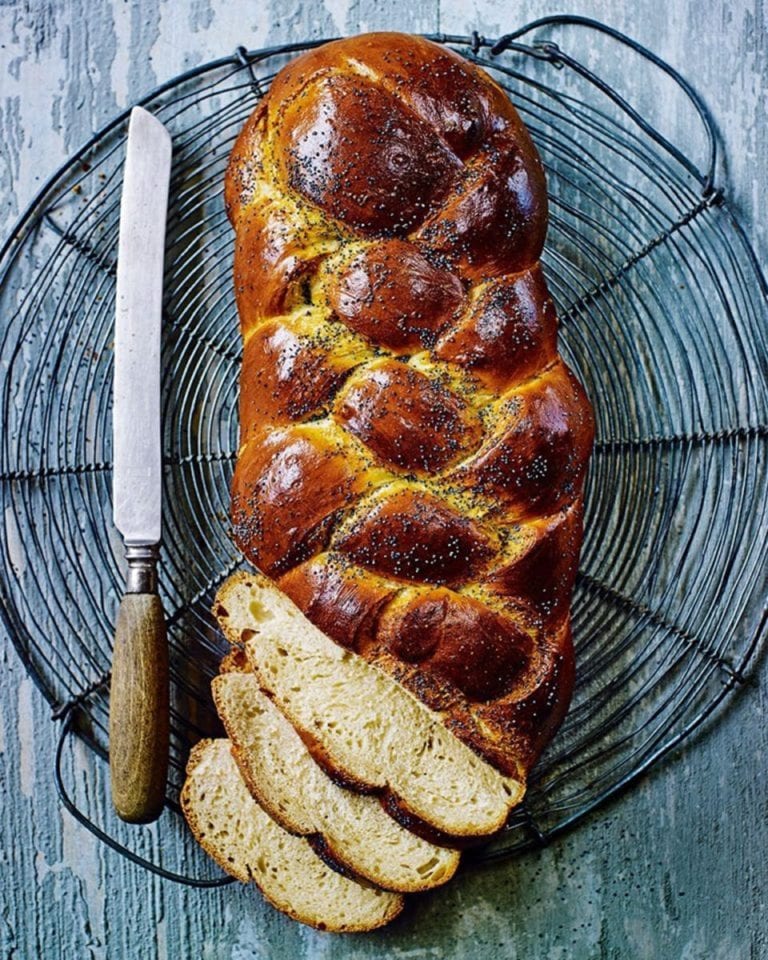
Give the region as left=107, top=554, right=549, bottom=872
left=1, top=1, right=765, bottom=957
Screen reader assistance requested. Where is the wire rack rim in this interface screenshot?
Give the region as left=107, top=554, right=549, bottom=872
left=2, top=22, right=767, bottom=886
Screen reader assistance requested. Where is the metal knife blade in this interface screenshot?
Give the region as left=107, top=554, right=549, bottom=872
left=113, top=106, right=172, bottom=544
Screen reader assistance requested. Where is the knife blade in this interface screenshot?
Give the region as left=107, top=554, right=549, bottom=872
left=109, top=106, right=172, bottom=825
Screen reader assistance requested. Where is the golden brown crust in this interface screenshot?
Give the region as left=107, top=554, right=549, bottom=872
left=224, top=101, right=267, bottom=221
left=334, top=360, right=482, bottom=473
left=280, top=72, right=461, bottom=236
left=278, top=556, right=396, bottom=654
left=477, top=623, right=575, bottom=771
left=231, top=425, right=380, bottom=575
left=378, top=791, right=502, bottom=851
left=304, top=834, right=361, bottom=881
left=483, top=503, right=584, bottom=626
left=239, top=318, right=360, bottom=435
left=335, top=488, right=495, bottom=585
left=326, top=240, right=463, bottom=351
left=228, top=32, right=594, bottom=777
left=434, top=265, right=558, bottom=388
left=445, top=361, right=594, bottom=517
left=376, top=588, right=532, bottom=701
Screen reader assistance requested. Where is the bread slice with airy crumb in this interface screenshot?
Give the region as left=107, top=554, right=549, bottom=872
left=212, top=670, right=460, bottom=892
left=213, top=572, right=525, bottom=838
left=180, top=739, right=403, bottom=932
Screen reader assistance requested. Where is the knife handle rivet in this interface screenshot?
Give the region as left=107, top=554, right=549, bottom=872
left=125, top=543, right=160, bottom=594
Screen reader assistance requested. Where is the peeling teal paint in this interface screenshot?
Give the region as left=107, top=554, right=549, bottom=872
left=0, top=2, right=765, bottom=958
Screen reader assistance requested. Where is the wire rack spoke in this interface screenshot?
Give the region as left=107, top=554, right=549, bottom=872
left=165, top=451, right=238, bottom=466
left=235, top=45, right=267, bottom=97
left=593, top=422, right=768, bottom=453
left=559, top=193, right=723, bottom=325
left=0, top=462, right=112, bottom=482
left=43, top=212, right=118, bottom=276
left=576, top=571, right=744, bottom=681
left=163, top=309, right=242, bottom=365
left=1, top=24, right=766, bottom=882
left=51, top=670, right=112, bottom=721
left=0, top=451, right=240, bottom=484
left=43, top=209, right=241, bottom=368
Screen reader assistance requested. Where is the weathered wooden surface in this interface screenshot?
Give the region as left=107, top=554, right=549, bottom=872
left=1, top=1, right=766, bottom=957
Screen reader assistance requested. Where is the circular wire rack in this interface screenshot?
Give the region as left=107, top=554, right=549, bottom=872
left=1, top=16, right=766, bottom=885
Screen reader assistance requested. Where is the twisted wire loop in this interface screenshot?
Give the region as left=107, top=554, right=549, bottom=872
left=0, top=20, right=766, bottom=881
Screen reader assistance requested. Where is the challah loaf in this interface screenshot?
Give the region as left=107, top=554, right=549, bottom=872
left=225, top=32, right=593, bottom=781
left=213, top=660, right=460, bottom=891
left=180, top=739, right=403, bottom=931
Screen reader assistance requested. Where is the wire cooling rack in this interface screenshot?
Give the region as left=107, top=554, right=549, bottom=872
left=1, top=16, right=766, bottom=884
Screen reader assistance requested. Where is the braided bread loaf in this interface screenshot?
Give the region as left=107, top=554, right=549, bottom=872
left=225, top=32, right=594, bottom=780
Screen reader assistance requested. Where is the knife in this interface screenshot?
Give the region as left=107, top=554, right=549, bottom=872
left=109, top=106, right=172, bottom=824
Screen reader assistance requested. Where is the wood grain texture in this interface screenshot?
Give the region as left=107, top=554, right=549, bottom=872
left=0, top=1, right=766, bottom=958
left=109, top=593, right=169, bottom=824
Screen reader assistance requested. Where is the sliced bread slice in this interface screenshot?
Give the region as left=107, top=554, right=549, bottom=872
left=180, top=739, right=403, bottom=932
left=212, top=671, right=461, bottom=892
left=213, top=572, right=525, bottom=838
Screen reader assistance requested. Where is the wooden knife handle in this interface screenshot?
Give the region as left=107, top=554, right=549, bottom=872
left=109, top=589, right=169, bottom=823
